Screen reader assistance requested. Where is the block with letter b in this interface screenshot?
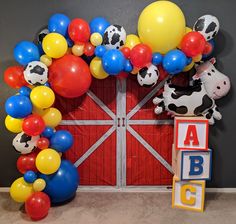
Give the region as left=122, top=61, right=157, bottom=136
left=172, top=176, right=205, bottom=212
left=174, top=117, right=209, bottom=150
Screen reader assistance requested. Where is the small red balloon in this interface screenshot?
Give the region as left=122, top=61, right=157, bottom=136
left=84, top=42, right=95, bottom=56
left=17, top=152, right=38, bottom=174
left=130, top=44, right=152, bottom=68
left=121, top=47, right=131, bottom=59
left=22, top=115, right=45, bottom=136
left=181, top=31, right=206, bottom=57
left=25, top=192, right=51, bottom=221
left=4, top=66, right=28, bottom=88
left=37, top=137, right=50, bottom=150
left=203, top=42, right=213, bottom=55
left=68, top=18, right=91, bottom=43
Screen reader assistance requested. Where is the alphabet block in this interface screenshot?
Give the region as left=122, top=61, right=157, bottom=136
left=174, top=117, right=209, bottom=150
left=172, top=149, right=212, bottom=181
left=172, top=176, right=205, bottom=212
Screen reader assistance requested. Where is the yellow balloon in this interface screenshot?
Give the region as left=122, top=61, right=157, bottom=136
left=90, top=33, right=103, bottom=46
left=36, top=148, right=61, bottom=175
left=5, top=115, right=23, bottom=133
left=32, top=106, right=46, bottom=116
left=138, top=1, right=186, bottom=54
left=124, top=34, right=141, bottom=49
left=42, top=33, right=68, bottom=58
left=10, top=177, right=34, bottom=203
left=90, top=57, right=109, bottom=79
left=183, top=61, right=195, bottom=72
left=193, top=54, right=202, bottom=62
left=40, top=54, right=52, bottom=67
left=41, top=107, right=62, bottom=128
left=33, top=178, right=46, bottom=192
left=72, top=44, right=84, bottom=56
left=30, top=86, right=55, bottom=109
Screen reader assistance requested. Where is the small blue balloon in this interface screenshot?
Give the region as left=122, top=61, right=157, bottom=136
left=66, top=38, right=74, bottom=48
left=89, top=17, right=110, bottom=35
left=5, top=95, right=32, bottom=118
left=95, top=45, right=106, bottom=58
left=48, top=13, right=70, bottom=36
left=187, top=57, right=193, bottom=65
left=40, top=160, right=79, bottom=204
left=44, top=82, right=51, bottom=87
left=102, top=49, right=125, bottom=75
left=124, top=60, right=133, bottom=73
left=14, top=41, right=40, bottom=66
left=42, top=127, right=55, bottom=138
left=163, top=50, right=187, bottom=75
left=19, top=86, right=31, bottom=97
left=152, top=53, right=163, bottom=65
left=37, top=44, right=45, bottom=56
left=50, top=130, right=74, bottom=153
left=24, top=171, right=37, bottom=183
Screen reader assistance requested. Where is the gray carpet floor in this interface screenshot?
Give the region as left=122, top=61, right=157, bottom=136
left=0, top=192, right=236, bottom=224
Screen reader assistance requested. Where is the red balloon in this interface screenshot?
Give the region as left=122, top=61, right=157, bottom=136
left=84, top=42, right=95, bottom=56
left=68, top=18, right=91, bottom=43
left=181, top=31, right=206, bottom=57
left=17, top=152, right=38, bottom=174
left=121, top=47, right=131, bottom=59
left=203, top=42, right=213, bottom=55
left=25, top=192, right=51, bottom=221
left=4, top=66, right=28, bottom=88
left=37, top=137, right=50, bottom=150
left=49, top=54, right=92, bottom=98
left=130, top=44, right=152, bottom=68
left=22, top=115, right=45, bottom=136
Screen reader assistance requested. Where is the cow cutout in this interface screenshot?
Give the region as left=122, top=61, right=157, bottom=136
left=153, top=58, right=230, bottom=125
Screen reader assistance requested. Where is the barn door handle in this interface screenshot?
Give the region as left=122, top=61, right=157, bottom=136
left=122, top=118, right=125, bottom=127
left=117, top=117, right=121, bottom=127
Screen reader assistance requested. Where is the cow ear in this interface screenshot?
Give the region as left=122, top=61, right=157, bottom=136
left=209, top=57, right=216, bottom=65
left=192, top=73, right=201, bottom=80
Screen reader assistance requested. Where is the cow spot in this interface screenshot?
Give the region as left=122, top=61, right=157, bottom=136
left=194, top=94, right=214, bottom=115
left=168, top=104, right=188, bottom=114
left=206, top=22, right=217, bottom=33
left=206, top=109, right=213, bottom=119
left=111, top=33, right=121, bottom=45
left=208, top=73, right=212, bottom=76
left=217, top=86, right=221, bottom=89
left=212, top=31, right=217, bottom=38
left=211, top=69, right=215, bottom=73
left=114, top=25, right=122, bottom=31
left=30, top=65, right=45, bottom=75
left=120, top=40, right=124, bottom=46
left=194, top=18, right=205, bottom=31
left=139, top=67, right=148, bottom=78
left=103, top=32, right=109, bottom=45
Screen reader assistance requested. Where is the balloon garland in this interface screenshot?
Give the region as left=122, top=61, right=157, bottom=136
left=4, top=0, right=230, bottom=220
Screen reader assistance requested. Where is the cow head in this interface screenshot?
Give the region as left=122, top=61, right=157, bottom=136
left=193, top=58, right=231, bottom=99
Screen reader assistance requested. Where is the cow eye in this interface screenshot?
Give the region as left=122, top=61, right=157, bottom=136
left=211, top=69, right=215, bottom=72
left=207, top=73, right=211, bottom=76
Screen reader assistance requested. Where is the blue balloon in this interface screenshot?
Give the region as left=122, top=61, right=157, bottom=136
left=40, top=160, right=79, bottom=204
left=152, top=53, right=163, bottom=65
left=50, top=130, right=74, bottom=153
left=102, top=49, right=125, bottom=75
left=14, top=41, right=40, bottom=66
left=44, top=82, right=51, bottom=87
left=42, top=127, right=55, bottom=138
left=19, top=86, right=31, bottom=97
left=124, top=60, right=133, bottom=73
left=66, top=38, right=74, bottom=48
left=95, top=45, right=106, bottom=58
left=5, top=95, right=32, bottom=118
left=24, top=171, right=37, bottom=183
left=89, top=17, right=110, bottom=35
left=163, top=50, right=187, bottom=75
left=48, top=13, right=70, bottom=36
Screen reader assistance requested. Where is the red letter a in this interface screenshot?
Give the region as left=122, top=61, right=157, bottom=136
left=184, top=125, right=199, bottom=146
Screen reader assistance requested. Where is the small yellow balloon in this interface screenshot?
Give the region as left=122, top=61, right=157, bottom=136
left=32, top=106, right=46, bottom=116
left=36, top=148, right=61, bottom=175
left=131, top=67, right=139, bottom=75
left=41, top=107, right=62, bottom=128
left=185, top=27, right=192, bottom=34
left=138, top=1, right=186, bottom=54
left=90, top=33, right=103, bottom=46
left=42, top=33, right=68, bottom=58
left=183, top=61, right=195, bottom=72
left=90, top=57, right=109, bottom=79
left=33, top=178, right=46, bottom=192
left=40, top=54, right=52, bottom=67
left=30, top=86, right=55, bottom=109
left=5, top=115, right=23, bottom=133
left=10, top=177, right=34, bottom=203
left=193, top=54, right=202, bottom=62
left=124, top=34, right=141, bottom=49
left=72, top=44, right=84, bottom=56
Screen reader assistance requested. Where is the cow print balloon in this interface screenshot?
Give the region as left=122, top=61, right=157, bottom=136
left=12, top=132, right=40, bottom=154
left=24, top=61, right=48, bottom=85
left=37, top=28, right=49, bottom=45
left=137, top=64, right=159, bottom=87
left=193, top=15, right=220, bottom=41
left=103, top=25, right=126, bottom=50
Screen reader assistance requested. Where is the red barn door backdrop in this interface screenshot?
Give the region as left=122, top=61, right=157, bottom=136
left=56, top=70, right=178, bottom=187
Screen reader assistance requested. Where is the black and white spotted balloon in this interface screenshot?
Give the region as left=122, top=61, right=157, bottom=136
left=37, top=28, right=49, bottom=45
left=137, top=64, right=159, bottom=87
left=193, top=15, right=220, bottom=41
left=103, top=25, right=126, bottom=50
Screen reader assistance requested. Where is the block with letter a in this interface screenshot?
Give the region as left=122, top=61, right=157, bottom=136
left=174, top=117, right=209, bottom=150
left=172, top=176, right=205, bottom=212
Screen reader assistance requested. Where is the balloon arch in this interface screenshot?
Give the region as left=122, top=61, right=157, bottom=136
left=4, top=1, right=230, bottom=220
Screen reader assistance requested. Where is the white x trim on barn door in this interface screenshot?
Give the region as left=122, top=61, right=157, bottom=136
left=60, top=77, right=173, bottom=187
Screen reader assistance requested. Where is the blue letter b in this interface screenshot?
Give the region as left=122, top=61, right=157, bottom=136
left=189, top=156, right=203, bottom=176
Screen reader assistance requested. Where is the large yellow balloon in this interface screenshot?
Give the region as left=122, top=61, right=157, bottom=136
left=124, top=34, right=141, bottom=49
left=41, top=107, right=62, bottom=128
left=30, top=86, right=55, bottom=109
left=42, top=33, right=68, bottom=58
left=33, top=178, right=46, bottom=192
left=10, top=177, right=34, bottom=203
left=90, top=57, right=109, bottom=79
left=138, top=1, right=186, bottom=54
left=5, top=115, right=23, bottom=133
left=36, top=148, right=61, bottom=175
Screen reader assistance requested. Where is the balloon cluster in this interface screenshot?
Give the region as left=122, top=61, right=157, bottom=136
left=4, top=0, right=220, bottom=221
